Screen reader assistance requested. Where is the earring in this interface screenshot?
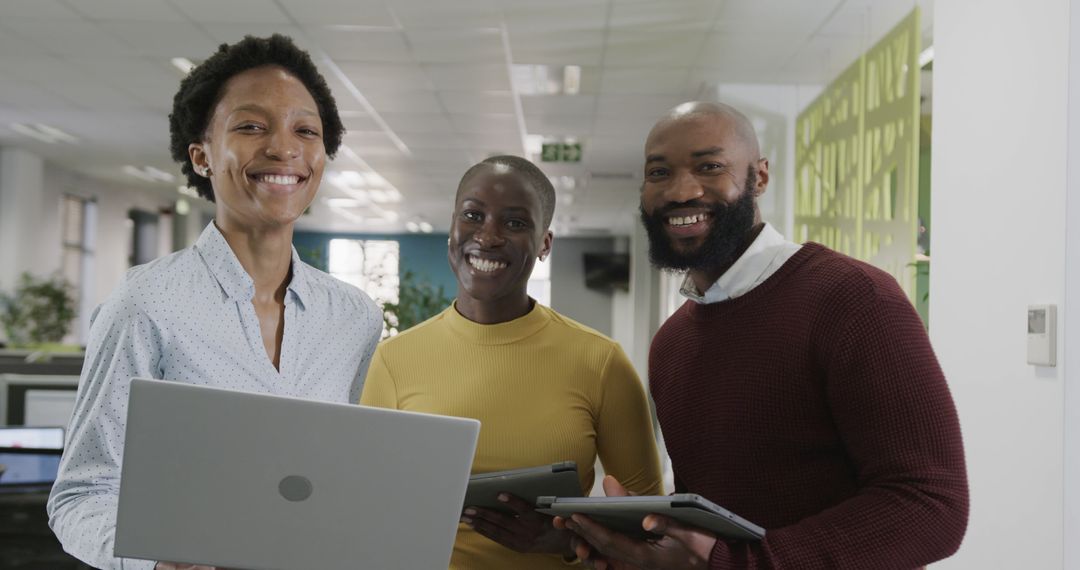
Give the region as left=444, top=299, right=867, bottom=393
left=201, top=166, right=212, bottom=177
left=539, top=254, right=547, bottom=262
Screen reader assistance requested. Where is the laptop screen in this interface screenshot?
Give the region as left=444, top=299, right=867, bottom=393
left=0, top=447, right=63, bottom=487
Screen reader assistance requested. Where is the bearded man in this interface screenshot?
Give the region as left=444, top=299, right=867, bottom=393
left=560, top=102, right=969, bottom=569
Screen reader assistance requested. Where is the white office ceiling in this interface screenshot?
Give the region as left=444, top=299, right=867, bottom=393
left=0, top=0, right=932, bottom=236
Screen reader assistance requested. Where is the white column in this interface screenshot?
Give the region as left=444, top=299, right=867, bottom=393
left=0, top=147, right=47, bottom=293
left=626, top=221, right=661, bottom=380
left=930, top=0, right=1070, bottom=567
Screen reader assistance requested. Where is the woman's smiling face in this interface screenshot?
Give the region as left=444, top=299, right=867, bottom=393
left=189, top=65, right=326, bottom=230
left=448, top=166, right=552, bottom=307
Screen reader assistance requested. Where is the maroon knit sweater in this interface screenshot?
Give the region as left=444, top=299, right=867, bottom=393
left=650, top=243, right=968, bottom=569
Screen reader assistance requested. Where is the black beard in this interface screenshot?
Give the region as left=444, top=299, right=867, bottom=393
left=639, top=168, right=758, bottom=272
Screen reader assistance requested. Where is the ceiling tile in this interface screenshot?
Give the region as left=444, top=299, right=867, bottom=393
left=1, top=20, right=133, bottom=57
left=449, top=113, right=519, bottom=135
left=440, top=91, right=516, bottom=115
left=363, top=90, right=445, bottom=113
left=458, top=132, right=523, bottom=151
left=0, top=82, right=76, bottom=109
left=381, top=112, right=456, bottom=134
left=503, top=2, right=608, bottom=34
left=600, top=66, right=692, bottom=96
left=397, top=131, right=464, bottom=149
left=276, top=0, right=396, bottom=26
left=199, top=24, right=309, bottom=50
left=424, top=63, right=510, bottom=91
left=388, top=0, right=503, bottom=29
left=64, top=0, right=186, bottom=21
left=608, top=0, right=722, bottom=31
left=405, top=29, right=506, bottom=64
left=315, top=28, right=412, bottom=62
left=97, top=21, right=217, bottom=57
left=508, top=30, right=606, bottom=66
left=0, top=0, right=83, bottom=20
left=343, top=130, right=398, bottom=147
left=524, top=114, right=591, bottom=137
left=521, top=95, right=596, bottom=116
left=591, top=113, right=662, bottom=137
left=603, top=29, right=708, bottom=66
left=595, top=94, right=685, bottom=117
left=168, top=0, right=292, bottom=24
left=339, top=62, right=432, bottom=93
left=715, top=0, right=840, bottom=37
left=340, top=111, right=382, bottom=132
left=696, top=32, right=807, bottom=76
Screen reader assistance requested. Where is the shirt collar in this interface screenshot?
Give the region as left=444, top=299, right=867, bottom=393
left=194, top=221, right=310, bottom=308
left=679, top=223, right=790, bottom=304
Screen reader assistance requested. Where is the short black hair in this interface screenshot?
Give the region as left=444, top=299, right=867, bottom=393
left=169, top=34, right=344, bottom=202
left=456, top=155, right=556, bottom=229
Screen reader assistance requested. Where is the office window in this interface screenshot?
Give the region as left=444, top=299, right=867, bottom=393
left=328, top=239, right=400, bottom=308
left=61, top=195, right=96, bottom=342
left=527, top=254, right=551, bottom=306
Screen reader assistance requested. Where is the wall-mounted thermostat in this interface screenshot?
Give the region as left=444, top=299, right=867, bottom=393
left=1027, top=304, right=1057, bottom=367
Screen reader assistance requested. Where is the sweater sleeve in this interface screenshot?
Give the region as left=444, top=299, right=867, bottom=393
left=594, top=344, right=665, bottom=497
left=358, top=344, right=399, bottom=409
left=709, top=288, right=968, bottom=569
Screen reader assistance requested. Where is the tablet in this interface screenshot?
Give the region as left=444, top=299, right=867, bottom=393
left=464, top=461, right=582, bottom=514
left=536, top=494, right=765, bottom=541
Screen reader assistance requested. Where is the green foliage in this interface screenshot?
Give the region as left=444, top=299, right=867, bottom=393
left=0, top=273, right=77, bottom=346
left=381, top=270, right=453, bottom=336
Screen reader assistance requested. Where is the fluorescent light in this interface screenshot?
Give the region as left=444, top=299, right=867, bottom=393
left=919, top=46, right=934, bottom=68
left=171, top=57, right=196, bottom=74
left=563, top=65, right=581, bottom=95
left=177, top=185, right=200, bottom=198
left=325, top=198, right=364, bottom=208
left=405, top=221, right=419, bottom=233
left=418, top=222, right=433, bottom=233
left=124, top=165, right=175, bottom=184
left=512, top=64, right=562, bottom=95
left=525, top=134, right=544, bottom=158
left=10, top=122, right=78, bottom=144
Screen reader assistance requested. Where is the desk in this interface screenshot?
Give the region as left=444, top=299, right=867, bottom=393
left=0, top=491, right=91, bottom=569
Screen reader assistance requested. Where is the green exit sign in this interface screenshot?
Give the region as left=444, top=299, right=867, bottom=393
left=541, top=142, right=582, bottom=163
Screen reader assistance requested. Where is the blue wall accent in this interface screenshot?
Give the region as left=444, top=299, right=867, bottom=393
left=293, top=231, right=457, bottom=299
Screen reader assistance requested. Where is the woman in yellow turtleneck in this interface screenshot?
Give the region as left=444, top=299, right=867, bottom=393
left=360, top=155, right=662, bottom=569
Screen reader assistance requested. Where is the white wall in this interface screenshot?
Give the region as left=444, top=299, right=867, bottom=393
left=1065, top=1, right=1080, bottom=566
left=0, top=146, right=203, bottom=343
left=41, top=166, right=198, bottom=339
left=549, top=236, right=616, bottom=337
left=0, top=147, right=51, bottom=292
left=930, top=1, right=1070, bottom=567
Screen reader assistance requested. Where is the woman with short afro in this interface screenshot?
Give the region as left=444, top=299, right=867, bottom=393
left=47, top=35, right=383, bottom=570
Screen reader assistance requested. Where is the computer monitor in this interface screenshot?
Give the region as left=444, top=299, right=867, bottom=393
left=0, top=447, right=63, bottom=490
left=0, top=374, right=79, bottom=426
left=0, top=426, right=64, bottom=449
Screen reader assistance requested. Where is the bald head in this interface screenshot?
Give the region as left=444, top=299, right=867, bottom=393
left=648, top=101, right=760, bottom=161
left=456, top=155, right=556, bottom=229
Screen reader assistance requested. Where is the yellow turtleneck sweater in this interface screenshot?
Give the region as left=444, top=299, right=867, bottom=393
left=360, top=303, right=663, bottom=569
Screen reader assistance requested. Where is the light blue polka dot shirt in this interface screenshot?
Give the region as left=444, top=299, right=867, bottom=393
left=47, top=222, right=383, bottom=569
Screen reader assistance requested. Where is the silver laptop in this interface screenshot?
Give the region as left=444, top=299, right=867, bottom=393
left=115, top=378, right=480, bottom=570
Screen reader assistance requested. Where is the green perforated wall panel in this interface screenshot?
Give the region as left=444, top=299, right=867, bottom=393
left=795, top=8, right=922, bottom=300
